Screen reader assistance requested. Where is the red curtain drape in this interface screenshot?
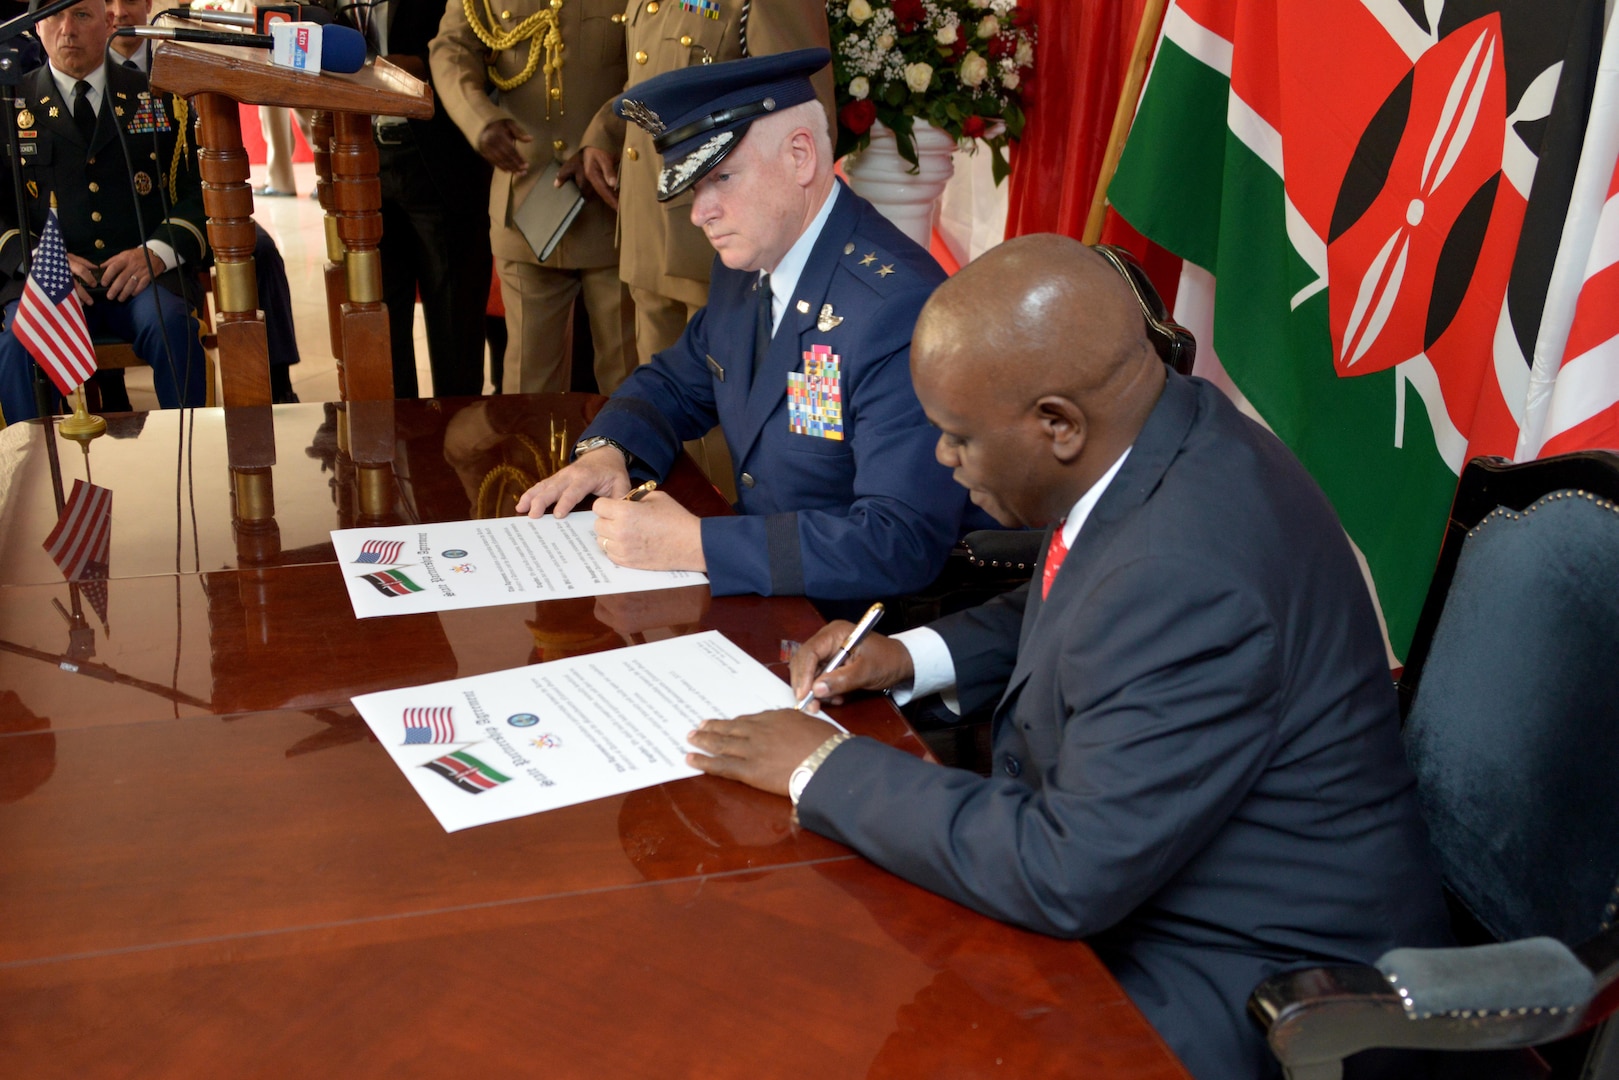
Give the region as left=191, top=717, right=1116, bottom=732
left=1005, top=0, right=1180, bottom=310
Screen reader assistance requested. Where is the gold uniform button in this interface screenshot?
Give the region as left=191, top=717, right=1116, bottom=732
left=87, top=156, right=95, bottom=165
left=500, top=8, right=509, bottom=16
left=553, top=139, right=565, bottom=151
left=94, top=239, right=105, bottom=250
left=549, top=0, right=560, bottom=8
left=611, top=11, right=624, bottom=22
left=635, top=49, right=648, bottom=64
left=679, top=34, right=692, bottom=46
left=625, top=146, right=638, bottom=161
left=149, top=151, right=157, bottom=160
left=91, top=211, right=101, bottom=222
left=88, top=181, right=100, bottom=193
left=645, top=0, right=658, bottom=11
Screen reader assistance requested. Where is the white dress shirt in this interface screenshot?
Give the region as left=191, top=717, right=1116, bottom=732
left=761, top=181, right=840, bottom=335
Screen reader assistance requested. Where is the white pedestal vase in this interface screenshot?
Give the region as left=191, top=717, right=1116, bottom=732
left=841, top=120, right=958, bottom=248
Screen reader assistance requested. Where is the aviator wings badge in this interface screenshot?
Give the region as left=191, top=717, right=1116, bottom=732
left=816, top=304, right=844, bottom=332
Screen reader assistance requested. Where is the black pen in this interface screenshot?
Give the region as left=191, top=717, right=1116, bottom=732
left=796, top=602, right=884, bottom=710
left=624, top=480, right=658, bottom=502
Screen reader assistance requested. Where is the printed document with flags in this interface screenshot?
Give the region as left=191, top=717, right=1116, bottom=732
left=331, top=512, right=706, bottom=619
left=351, top=631, right=797, bottom=832
left=13, top=209, right=97, bottom=396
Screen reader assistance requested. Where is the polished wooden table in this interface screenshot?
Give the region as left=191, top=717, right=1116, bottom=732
left=0, top=397, right=1190, bottom=1078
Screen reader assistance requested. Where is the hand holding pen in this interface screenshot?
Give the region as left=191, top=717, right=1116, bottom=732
left=793, top=605, right=887, bottom=712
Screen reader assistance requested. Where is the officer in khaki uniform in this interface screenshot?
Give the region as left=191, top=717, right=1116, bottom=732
left=579, top=0, right=832, bottom=366
left=431, top=0, right=635, bottom=395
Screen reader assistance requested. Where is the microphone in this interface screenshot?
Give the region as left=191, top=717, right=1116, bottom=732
left=113, top=23, right=366, bottom=73
left=256, top=4, right=334, bottom=31
left=155, top=6, right=256, bottom=26
left=155, top=5, right=332, bottom=30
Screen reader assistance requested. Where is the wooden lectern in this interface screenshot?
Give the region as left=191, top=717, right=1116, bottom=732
left=149, top=34, right=431, bottom=408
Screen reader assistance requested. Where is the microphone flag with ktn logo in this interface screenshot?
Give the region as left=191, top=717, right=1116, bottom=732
left=271, top=21, right=322, bottom=71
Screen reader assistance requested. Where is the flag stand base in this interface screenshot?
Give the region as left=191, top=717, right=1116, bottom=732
left=59, top=388, right=106, bottom=443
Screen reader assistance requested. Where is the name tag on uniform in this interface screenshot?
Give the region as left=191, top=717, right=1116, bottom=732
left=787, top=345, right=844, bottom=441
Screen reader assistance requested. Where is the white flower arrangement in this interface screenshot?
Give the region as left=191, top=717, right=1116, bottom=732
left=828, top=0, right=1036, bottom=183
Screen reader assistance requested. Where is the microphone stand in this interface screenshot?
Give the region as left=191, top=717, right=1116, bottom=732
left=0, top=0, right=95, bottom=422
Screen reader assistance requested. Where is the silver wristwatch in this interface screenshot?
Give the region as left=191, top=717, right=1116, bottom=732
left=573, top=435, right=632, bottom=465
left=788, top=732, right=852, bottom=806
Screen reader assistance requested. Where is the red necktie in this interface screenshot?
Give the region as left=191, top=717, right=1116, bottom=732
left=1041, top=522, right=1068, bottom=599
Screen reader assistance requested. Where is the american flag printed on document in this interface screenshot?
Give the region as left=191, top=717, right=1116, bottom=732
left=402, top=706, right=457, bottom=745
left=354, top=539, right=405, bottom=565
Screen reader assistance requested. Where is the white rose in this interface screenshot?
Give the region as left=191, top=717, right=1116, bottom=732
left=959, top=51, right=989, bottom=88
left=847, top=0, right=873, bottom=25
left=970, top=0, right=992, bottom=7
left=1015, top=39, right=1033, bottom=67
left=1001, top=71, right=1020, bottom=90
left=849, top=75, right=870, bottom=100
left=904, top=62, right=934, bottom=94
left=877, top=32, right=895, bottom=51
left=935, top=23, right=958, bottom=45
left=977, top=14, right=999, bottom=38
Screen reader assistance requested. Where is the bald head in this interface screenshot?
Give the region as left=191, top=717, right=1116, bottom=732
left=913, top=235, right=1169, bottom=527
left=916, top=234, right=1156, bottom=403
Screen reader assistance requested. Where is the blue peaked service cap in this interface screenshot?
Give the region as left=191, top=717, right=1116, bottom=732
left=613, top=47, right=830, bottom=202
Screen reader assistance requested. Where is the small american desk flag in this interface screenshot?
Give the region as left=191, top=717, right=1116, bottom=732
left=14, top=210, right=96, bottom=396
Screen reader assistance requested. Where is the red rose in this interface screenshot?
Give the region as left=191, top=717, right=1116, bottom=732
left=961, top=115, right=987, bottom=139
left=987, top=34, right=1016, bottom=60
left=891, top=0, right=925, bottom=32
left=948, top=33, right=968, bottom=60
left=839, top=99, right=878, bottom=137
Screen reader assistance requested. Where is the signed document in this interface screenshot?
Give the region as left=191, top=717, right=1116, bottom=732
left=351, top=631, right=795, bottom=832
left=332, top=512, right=705, bottom=618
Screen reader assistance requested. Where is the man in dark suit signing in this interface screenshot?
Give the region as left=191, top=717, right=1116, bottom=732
left=687, top=235, right=1453, bottom=1080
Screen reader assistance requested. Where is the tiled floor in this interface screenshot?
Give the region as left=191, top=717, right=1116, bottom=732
left=125, top=161, right=460, bottom=410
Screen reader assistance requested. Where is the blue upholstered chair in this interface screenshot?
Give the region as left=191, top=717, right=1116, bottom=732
left=1248, top=451, right=1619, bottom=1080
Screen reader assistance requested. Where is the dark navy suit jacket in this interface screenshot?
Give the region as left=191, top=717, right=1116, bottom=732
left=800, top=371, right=1452, bottom=1080
left=581, top=180, right=980, bottom=601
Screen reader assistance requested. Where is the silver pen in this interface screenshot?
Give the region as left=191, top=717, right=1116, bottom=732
left=795, top=602, right=885, bottom=711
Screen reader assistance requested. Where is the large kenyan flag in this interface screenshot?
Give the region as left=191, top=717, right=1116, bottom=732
left=1108, top=0, right=1603, bottom=658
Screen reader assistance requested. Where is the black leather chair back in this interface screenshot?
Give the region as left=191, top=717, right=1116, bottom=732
left=1400, top=452, right=1619, bottom=947
left=1094, top=244, right=1196, bottom=375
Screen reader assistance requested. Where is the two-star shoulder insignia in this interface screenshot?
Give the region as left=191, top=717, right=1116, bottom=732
left=877, top=264, right=895, bottom=277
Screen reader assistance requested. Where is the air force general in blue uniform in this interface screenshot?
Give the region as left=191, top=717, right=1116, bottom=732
left=528, top=49, right=985, bottom=606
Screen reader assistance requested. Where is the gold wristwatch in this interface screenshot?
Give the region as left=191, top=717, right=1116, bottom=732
left=788, top=732, right=851, bottom=806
